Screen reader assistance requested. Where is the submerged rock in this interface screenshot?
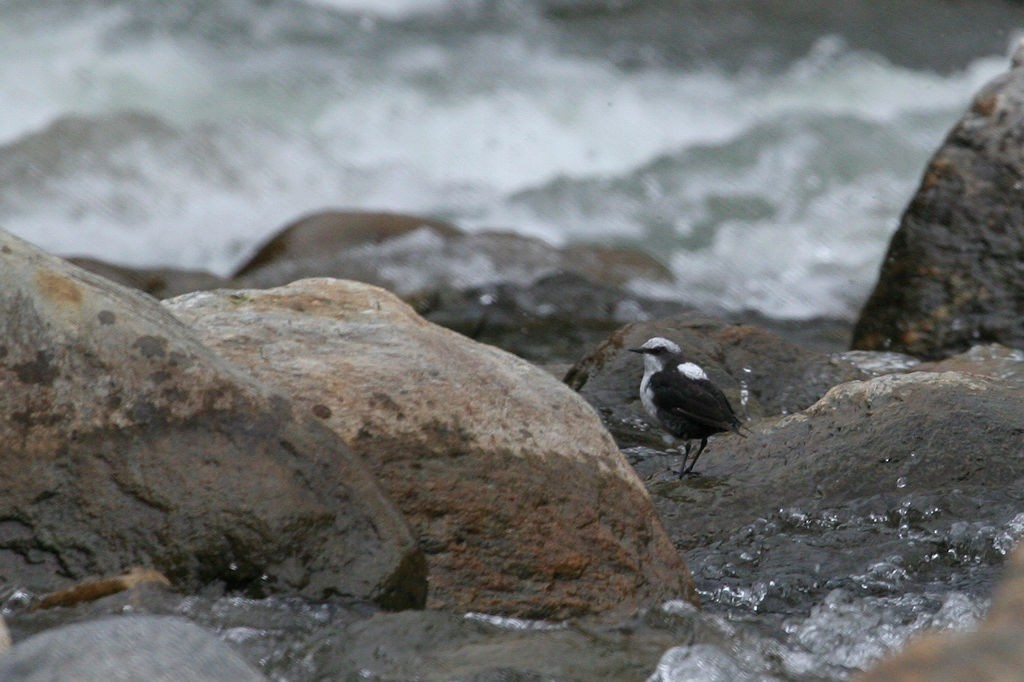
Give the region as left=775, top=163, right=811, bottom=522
left=233, top=209, right=672, bottom=297
left=164, top=278, right=696, bottom=619
left=852, top=50, right=1024, bottom=359
left=0, top=230, right=424, bottom=607
left=566, top=313, right=866, bottom=447
left=0, top=616, right=266, bottom=681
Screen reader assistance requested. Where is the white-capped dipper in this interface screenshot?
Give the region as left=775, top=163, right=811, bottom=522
left=630, top=336, right=744, bottom=476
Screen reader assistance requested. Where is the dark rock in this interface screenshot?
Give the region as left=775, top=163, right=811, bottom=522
left=0, top=229, right=424, bottom=607
left=419, top=271, right=692, bottom=366
left=418, top=274, right=855, bottom=375
left=164, top=278, right=697, bottom=619
left=852, top=50, right=1024, bottom=360
left=649, top=371, right=1024, bottom=550
left=566, top=314, right=867, bottom=447
left=0, top=615, right=266, bottom=681
left=731, top=310, right=855, bottom=355
left=67, top=257, right=230, bottom=299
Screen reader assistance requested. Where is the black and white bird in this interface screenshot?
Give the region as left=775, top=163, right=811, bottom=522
left=630, top=336, right=744, bottom=476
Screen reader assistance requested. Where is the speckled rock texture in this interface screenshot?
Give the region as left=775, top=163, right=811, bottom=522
left=164, top=278, right=697, bottom=619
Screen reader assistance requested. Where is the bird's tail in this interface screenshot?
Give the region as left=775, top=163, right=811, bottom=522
left=732, top=420, right=751, bottom=438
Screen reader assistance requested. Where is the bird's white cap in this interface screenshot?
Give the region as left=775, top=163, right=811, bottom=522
left=632, top=337, right=681, bottom=354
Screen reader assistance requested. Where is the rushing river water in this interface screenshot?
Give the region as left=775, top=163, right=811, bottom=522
left=1, top=0, right=1020, bottom=319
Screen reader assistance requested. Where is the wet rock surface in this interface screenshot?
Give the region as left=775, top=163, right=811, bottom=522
left=852, top=48, right=1024, bottom=359
left=4, top=585, right=715, bottom=682
left=643, top=370, right=1024, bottom=550
left=0, top=229, right=424, bottom=607
left=163, top=278, right=696, bottom=619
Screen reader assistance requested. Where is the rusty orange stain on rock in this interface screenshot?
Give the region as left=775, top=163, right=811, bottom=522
left=35, top=270, right=82, bottom=305
left=32, top=567, right=171, bottom=611
left=972, top=91, right=998, bottom=117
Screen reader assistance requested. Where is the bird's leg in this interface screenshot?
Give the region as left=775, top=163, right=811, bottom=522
left=673, top=440, right=694, bottom=478
left=680, top=437, right=709, bottom=476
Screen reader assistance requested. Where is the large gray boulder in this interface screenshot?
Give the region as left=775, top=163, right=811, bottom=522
left=164, top=278, right=696, bottom=619
left=0, top=616, right=265, bottom=681
left=852, top=48, right=1024, bottom=359
left=0, top=230, right=424, bottom=607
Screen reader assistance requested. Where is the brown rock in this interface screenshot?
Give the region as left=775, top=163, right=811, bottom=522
left=164, top=278, right=696, bottom=619
left=233, top=210, right=461, bottom=278
left=0, top=230, right=424, bottom=607
left=233, top=210, right=672, bottom=296
left=852, top=50, right=1024, bottom=359
left=855, top=627, right=1024, bottom=682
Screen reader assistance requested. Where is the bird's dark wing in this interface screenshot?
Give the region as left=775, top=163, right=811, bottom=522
left=648, top=372, right=741, bottom=432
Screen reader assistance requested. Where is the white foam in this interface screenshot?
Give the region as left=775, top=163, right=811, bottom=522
left=312, top=37, right=752, bottom=196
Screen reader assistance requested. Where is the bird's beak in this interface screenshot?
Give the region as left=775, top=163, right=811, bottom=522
left=628, top=347, right=644, bottom=354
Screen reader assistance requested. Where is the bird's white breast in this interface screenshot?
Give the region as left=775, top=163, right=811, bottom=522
left=639, top=373, right=657, bottom=418
left=677, top=362, right=708, bottom=380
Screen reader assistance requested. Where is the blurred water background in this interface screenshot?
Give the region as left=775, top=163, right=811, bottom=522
left=3, top=0, right=1021, bottom=319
